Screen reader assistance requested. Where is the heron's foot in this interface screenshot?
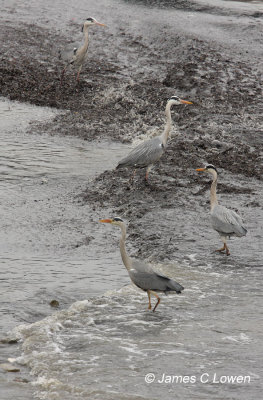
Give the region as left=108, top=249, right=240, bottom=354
left=215, top=247, right=226, bottom=253
left=148, top=304, right=152, bottom=310
left=144, top=177, right=154, bottom=189
left=214, top=243, right=230, bottom=256
left=215, top=243, right=227, bottom=253
left=144, top=179, right=150, bottom=187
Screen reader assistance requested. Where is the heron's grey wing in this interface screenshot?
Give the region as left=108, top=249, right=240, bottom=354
left=59, top=41, right=80, bottom=63
left=117, top=136, right=164, bottom=168
left=129, top=260, right=184, bottom=293
left=211, top=205, right=247, bottom=237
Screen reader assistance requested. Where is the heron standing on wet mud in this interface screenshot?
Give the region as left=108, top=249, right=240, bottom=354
left=196, top=165, right=247, bottom=256
left=100, top=217, right=184, bottom=312
left=116, top=95, right=192, bottom=181
left=60, top=17, right=105, bottom=82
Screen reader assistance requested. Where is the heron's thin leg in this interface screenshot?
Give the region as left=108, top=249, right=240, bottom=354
left=60, top=66, right=67, bottom=83
left=225, top=244, right=230, bottom=256
left=149, top=290, right=160, bottom=312
left=147, top=290, right=152, bottom=310
left=145, top=165, right=153, bottom=182
left=76, top=65, right=83, bottom=82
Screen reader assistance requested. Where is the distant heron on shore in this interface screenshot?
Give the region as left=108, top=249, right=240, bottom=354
left=116, top=95, right=192, bottom=181
left=60, top=17, right=105, bottom=82
left=100, top=217, right=184, bottom=312
left=196, top=165, right=247, bottom=256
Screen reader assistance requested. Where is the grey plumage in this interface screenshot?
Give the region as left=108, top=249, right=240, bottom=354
left=129, top=259, right=184, bottom=293
left=211, top=204, right=247, bottom=238
left=100, top=217, right=184, bottom=312
left=59, top=42, right=84, bottom=66
left=117, top=136, right=164, bottom=169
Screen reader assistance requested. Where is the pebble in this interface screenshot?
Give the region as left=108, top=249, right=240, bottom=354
left=0, top=363, right=20, bottom=372
left=50, top=299, right=60, bottom=308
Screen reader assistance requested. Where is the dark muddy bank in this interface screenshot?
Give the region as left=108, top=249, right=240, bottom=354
left=0, top=0, right=262, bottom=259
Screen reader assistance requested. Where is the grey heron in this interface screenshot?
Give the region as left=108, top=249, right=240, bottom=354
left=116, top=95, right=192, bottom=181
left=100, top=217, right=184, bottom=312
left=196, top=165, right=247, bottom=256
left=60, top=17, right=105, bottom=82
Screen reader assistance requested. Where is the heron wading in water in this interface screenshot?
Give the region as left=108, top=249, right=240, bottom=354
left=100, top=217, right=184, bottom=312
left=116, top=95, right=193, bottom=181
left=60, top=17, right=105, bottom=82
left=196, top=165, right=247, bottom=256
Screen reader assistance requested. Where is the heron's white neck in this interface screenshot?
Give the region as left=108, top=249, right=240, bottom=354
left=210, top=170, right=218, bottom=209
left=119, top=223, right=132, bottom=271
left=82, top=27, right=90, bottom=49
left=161, top=101, right=174, bottom=145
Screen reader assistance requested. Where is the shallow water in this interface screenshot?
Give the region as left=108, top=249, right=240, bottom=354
left=7, top=260, right=263, bottom=400
left=0, top=98, right=130, bottom=398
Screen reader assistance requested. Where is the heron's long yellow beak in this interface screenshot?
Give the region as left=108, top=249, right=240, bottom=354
left=180, top=99, right=193, bottom=105
left=196, top=168, right=205, bottom=172
left=100, top=218, right=113, bottom=223
left=96, top=22, right=106, bottom=27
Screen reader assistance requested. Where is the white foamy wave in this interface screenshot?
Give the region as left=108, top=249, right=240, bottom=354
left=6, top=293, right=159, bottom=398
left=222, top=333, right=251, bottom=344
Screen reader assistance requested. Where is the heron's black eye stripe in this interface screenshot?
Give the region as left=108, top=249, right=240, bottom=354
left=206, top=164, right=217, bottom=172
left=86, top=17, right=94, bottom=22
left=113, top=217, right=123, bottom=222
